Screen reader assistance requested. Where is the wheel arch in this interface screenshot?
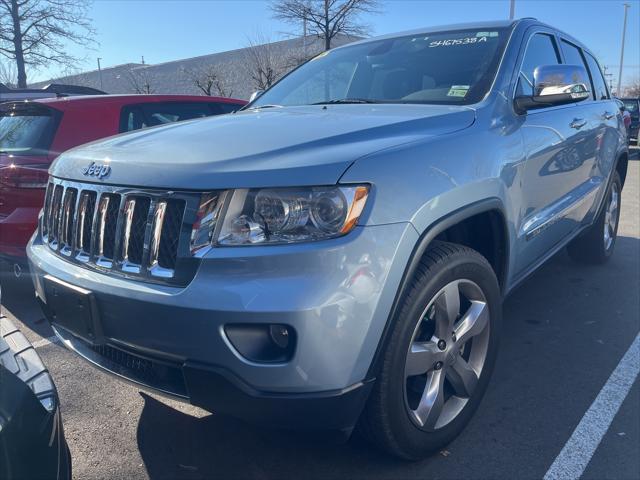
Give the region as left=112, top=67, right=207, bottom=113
left=365, top=198, right=509, bottom=380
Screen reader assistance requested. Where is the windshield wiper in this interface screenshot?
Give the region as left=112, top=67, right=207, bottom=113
left=312, top=98, right=382, bottom=105
left=245, top=104, right=282, bottom=110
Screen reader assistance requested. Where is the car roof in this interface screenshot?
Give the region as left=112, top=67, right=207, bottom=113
left=31, top=94, right=246, bottom=110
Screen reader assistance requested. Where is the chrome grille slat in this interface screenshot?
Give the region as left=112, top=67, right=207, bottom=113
left=148, top=200, right=167, bottom=271
left=120, top=198, right=136, bottom=265
left=93, top=194, right=111, bottom=266
left=59, top=188, right=77, bottom=256
left=40, top=178, right=195, bottom=285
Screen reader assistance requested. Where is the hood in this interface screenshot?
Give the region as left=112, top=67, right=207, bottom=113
left=50, top=104, right=475, bottom=189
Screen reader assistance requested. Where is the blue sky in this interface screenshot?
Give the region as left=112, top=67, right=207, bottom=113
left=33, top=0, right=640, bottom=88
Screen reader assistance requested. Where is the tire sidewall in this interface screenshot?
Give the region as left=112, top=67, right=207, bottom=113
left=602, top=170, right=622, bottom=258
left=381, top=249, right=502, bottom=459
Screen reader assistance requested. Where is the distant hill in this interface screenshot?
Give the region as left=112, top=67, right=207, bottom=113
left=30, top=35, right=359, bottom=100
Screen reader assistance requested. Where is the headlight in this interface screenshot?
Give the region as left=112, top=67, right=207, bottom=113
left=191, top=185, right=368, bottom=248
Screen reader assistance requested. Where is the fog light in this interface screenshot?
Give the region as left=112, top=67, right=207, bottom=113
left=269, top=324, right=290, bottom=349
left=224, top=323, right=296, bottom=363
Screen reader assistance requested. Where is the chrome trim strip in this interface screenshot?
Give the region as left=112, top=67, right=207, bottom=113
left=75, top=192, right=90, bottom=260
left=121, top=198, right=136, bottom=263
left=94, top=194, right=110, bottom=266
left=59, top=189, right=75, bottom=256
left=522, top=177, right=603, bottom=240
left=148, top=200, right=167, bottom=270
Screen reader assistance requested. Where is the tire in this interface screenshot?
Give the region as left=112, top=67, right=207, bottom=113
left=358, top=241, right=502, bottom=460
left=567, top=170, right=622, bottom=264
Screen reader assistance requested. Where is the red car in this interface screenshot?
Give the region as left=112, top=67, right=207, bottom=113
left=0, top=94, right=246, bottom=267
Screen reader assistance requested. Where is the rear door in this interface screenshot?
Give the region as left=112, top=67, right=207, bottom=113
left=576, top=48, right=620, bottom=222
left=513, top=29, right=598, bottom=277
left=555, top=39, right=608, bottom=225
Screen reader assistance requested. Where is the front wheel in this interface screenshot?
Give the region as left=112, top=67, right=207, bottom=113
left=568, top=170, right=622, bottom=264
left=359, top=242, right=502, bottom=460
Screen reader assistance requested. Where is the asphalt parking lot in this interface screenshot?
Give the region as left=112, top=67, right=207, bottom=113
left=1, top=147, right=639, bottom=480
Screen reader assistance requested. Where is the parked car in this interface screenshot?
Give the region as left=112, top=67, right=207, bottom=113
left=0, top=312, right=71, bottom=479
left=0, top=82, right=105, bottom=103
left=0, top=94, right=246, bottom=267
left=620, top=97, right=639, bottom=143
left=615, top=98, right=632, bottom=140
left=27, top=19, right=628, bottom=460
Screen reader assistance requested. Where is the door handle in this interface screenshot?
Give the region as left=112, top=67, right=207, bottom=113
left=570, top=118, right=587, bottom=129
left=603, top=111, right=615, bottom=120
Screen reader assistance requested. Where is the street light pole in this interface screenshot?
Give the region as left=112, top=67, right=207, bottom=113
left=616, top=2, right=630, bottom=96
left=97, top=57, right=103, bottom=90
left=509, top=0, right=516, bottom=20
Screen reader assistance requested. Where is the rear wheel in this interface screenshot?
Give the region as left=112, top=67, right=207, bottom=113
left=359, top=242, right=501, bottom=460
left=568, top=171, right=622, bottom=264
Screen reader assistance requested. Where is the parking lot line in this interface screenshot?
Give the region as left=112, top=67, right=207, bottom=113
left=543, top=332, right=640, bottom=480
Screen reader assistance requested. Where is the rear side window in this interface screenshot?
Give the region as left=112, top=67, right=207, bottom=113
left=119, top=102, right=222, bottom=132
left=216, top=102, right=242, bottom=114
left=583, top=52, right=609, bottom=101
left=518, top=33, right=561, bottom=96
left=560, top=40, right=594, bottom=100
left=0, top=106, right=60, bottom=155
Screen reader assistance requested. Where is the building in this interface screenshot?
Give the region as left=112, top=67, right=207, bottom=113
left=30, top=35, right=358, bottom=100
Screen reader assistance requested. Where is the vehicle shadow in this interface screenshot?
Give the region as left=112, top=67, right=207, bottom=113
left=136, top=393, right=422, bottom=480
left=0, top=261, right=52, bottom=339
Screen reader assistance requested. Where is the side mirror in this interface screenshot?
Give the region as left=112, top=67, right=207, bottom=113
left=249, top=90, right=264, bottom=103
left=515, top=64, right=591, bottom=114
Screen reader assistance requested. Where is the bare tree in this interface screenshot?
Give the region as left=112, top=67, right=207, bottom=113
left=127, top=66, right=156, bottom=94
left=0, top=60, right=17, bottom=87
left=271, top=0, right=379, bottom=51
left=0, top=0, right=95, bottom=88
left=184, top=64, right=233, bottom=97
left=623, top=80, right=640, bottom=98
left=243, top=32, right=284, bottom=91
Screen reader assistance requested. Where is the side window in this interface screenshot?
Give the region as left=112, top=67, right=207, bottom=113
left=215, top=102, right=242, bottom=114
left=560, top=40, right=594, bottom=100
left=119, top=106, right=146, bottom=132
left=119, top=102, right=215, bottom=132
left=584, top=52, right=609, bottom=101
left=518, top=33, right=561, bottom=96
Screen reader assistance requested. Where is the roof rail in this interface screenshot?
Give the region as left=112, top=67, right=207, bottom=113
left=41, top=84, right=106, bottom=95
left=0, top=82, right=106, bottom=96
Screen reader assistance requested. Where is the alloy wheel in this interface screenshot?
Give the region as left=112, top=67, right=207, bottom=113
left=403, top=279, right=490, bottom=431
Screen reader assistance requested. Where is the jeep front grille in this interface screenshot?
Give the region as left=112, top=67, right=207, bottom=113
left=41, top=178, right=203, bottom=285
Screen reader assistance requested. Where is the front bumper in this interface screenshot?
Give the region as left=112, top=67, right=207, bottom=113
left=28, top=222, right=417, bottom=429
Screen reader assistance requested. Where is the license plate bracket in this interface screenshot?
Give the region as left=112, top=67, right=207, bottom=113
left=43, top=275, right=103, bottom=344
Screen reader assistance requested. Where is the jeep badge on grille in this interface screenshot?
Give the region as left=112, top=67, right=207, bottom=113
left=82, top=162, right=111, bottom=179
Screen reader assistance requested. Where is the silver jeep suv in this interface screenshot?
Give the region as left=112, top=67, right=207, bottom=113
left=27, top=19, right=628, bottom=459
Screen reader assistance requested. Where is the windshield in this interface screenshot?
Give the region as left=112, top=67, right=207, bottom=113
left=0, top=107, right=59, bottom=155
left=252, top=28, right=509, bottom=108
